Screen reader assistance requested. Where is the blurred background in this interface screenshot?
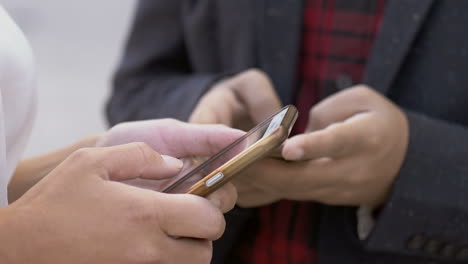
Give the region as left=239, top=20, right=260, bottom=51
left=2, top=0, right=135, bottom=157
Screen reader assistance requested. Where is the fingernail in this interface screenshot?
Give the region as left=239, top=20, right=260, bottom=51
left=284, top=148, right=304, bottom=161
left=161, top=155, right=184, bottom=169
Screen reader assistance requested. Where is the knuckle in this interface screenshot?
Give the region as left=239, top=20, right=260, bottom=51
left=211, top=82, right=231, bottom=95
left=123, top=196, right=159, bottom=228
left=326, top=131, right=345, bottom=154
left=206, top=209, right=226, bottom=240
left=308, top=105, right=321, bottom=118
left=348, top=85, right=375, bottom=103
left=118, top=202, right=163, bottom=263
left=212, top=184, right=238, bottom=213
left=134, top=200, right=158, bottom=224
left=188, top=195, right=226, bottom=239
left=133, top=141, right=151, bottom=149
left=159, top=118, right=181, bottom=127
left=68, top=148, right=95, bottom=164
left=243, top=69, right=273, bottom=87
left=133, top=142, right=156, bottom=158
left=244, top=68, right=268, bottom=79
left=110, top=121, right=130, bottom=132
left=308, top=106, right=326, bottom=129
left=352, top=84, right=372, bottom=95
left=132, top=142, right=162, bottom=170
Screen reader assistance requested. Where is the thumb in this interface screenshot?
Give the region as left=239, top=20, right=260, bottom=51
left=230, top=69, right=283, bottom=124
left=306, top=85, right=374, bottom=132
left=74, top=143, right=183, bottom=181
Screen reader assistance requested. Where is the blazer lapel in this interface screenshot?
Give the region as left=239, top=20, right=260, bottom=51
left=364, top=0, right=435, bottom=95
left=255, top=0, right=304, bottom=104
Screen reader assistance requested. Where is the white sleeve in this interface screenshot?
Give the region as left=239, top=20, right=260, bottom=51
left=0, top=5, right=36, bottom=207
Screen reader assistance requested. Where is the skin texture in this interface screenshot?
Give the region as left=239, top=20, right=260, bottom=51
left=3, top=120, right=244, bottom=263
left=10, top=119, right=244, bottom=205
left=8, top=135, right=101, bottom=203
left=96, top=119, right=245, bottom=198
left=190, top=69, right=283, bottom=131
left=190, top=69, right=409, bottom=208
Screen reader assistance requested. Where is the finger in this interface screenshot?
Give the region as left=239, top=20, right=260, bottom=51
left=283, top=114, right=369, bottom=161
left=230, top=69, right=283, bottom=124
left=241, top=157, right=342, bottom=193
left=158, top=123, right=245, bottom=158
left=189, top=87, right=240, bottom=126
left=156, top=193, right=226, bottom=240
left=189, top=102, right=222, bottom=124
left=206, top=183, right=238, bottom=213
left=307, top=85, right=375, bottom=131
left=105, top=119, right=245, bottom=158
left=165, top=238, right=212, bottom=264
left=231, top=158, right=292, bottom=194
left=236, top=188, right=280, bottom=208
left=66, top=143, right=183, bottom=181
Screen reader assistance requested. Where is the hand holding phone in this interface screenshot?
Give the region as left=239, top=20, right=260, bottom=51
left=163, top=105, right=298, bottom=197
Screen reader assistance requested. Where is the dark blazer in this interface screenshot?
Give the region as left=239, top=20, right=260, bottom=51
left=107, top=0, right=468, bottom=263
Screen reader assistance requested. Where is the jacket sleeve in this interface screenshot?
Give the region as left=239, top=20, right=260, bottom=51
left=106, top=0, right=221, bottom=125
left=365, top=110, right=468, bottom=261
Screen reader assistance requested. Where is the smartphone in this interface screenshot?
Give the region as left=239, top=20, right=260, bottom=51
left=162, top=105, right=298, bottom=197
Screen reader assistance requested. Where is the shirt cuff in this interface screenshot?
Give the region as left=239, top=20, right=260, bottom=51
left=357, top=205, right=377, bottom=240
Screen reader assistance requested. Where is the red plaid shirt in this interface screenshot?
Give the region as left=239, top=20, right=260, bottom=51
left=229, top=0, right=386, bottom=263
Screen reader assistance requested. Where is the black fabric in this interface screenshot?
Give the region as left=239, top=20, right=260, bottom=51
left=363, top=0, right=434, bottom=95
left=108, top=0, right=468, bottom=263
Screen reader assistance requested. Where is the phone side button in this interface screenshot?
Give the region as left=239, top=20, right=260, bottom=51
left=206, top=172, right=225, bottom=187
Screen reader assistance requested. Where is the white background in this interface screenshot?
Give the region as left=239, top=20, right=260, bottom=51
left=2, top=0, right=135, bottom=157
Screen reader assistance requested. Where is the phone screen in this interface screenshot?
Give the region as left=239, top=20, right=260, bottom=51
left=162, top=107, right=294, bottom=194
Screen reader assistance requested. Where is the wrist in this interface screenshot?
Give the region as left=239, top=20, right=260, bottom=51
left=9, top=134, right=102, bottom=202
left=0, top=205, right=30, bottom=263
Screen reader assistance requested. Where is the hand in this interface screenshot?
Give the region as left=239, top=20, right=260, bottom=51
left=2, top=143, right=231, bottom=263
left=189, top=69, right=282, bottom=130
left=96, top=119, right=244, bottom=158
left=282, top=85, right=409, bottom=206
left=97, top=119, right=243, bottom=159
left=97, top=119, right=244, bottom=204
left=188, top=69, right=284, bottom=206
left=8, top=119, right=243, bottom=203
left=234, top=86, right=409, bottom=208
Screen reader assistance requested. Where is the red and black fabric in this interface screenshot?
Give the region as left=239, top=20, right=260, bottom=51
left=230, top=0, right=386, bottom=263
left=113, top=0, right=468, bottom=262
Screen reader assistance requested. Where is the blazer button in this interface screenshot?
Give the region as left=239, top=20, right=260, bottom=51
left=407, top=234, right=427, bottom=250
left=440, top=244, right=458, bottom=258
left=424, top=239, right=442, bottom=254
left=455, top=248, right=468, bottom=261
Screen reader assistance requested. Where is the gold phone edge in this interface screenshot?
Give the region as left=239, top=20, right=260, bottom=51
left=187, top=105, right=298, bottom=197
